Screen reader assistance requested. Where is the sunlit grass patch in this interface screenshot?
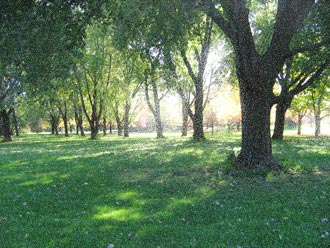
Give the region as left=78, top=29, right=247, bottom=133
left=0, top=133, right=329, bottom=247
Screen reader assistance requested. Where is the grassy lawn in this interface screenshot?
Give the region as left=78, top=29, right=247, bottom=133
left=0, top=132, right=329, bottom=247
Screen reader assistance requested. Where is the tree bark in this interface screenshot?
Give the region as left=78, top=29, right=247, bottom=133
left=144, top=79, right=164, bottom=139
left=235, top=88, right=278, bottom=169
left=103, top=117, right=107, bottom=136
left=59, top=101, right=69, bottom=137
left=297, top=114, right=303, bottom=135
left=179, top=19, right=212, bottom=142
left=272, top=99, right=291, bottom=140
left=192, top=79, right=205, bottom=141
left=123, top=101, right=131, bottom=137
left=109, top=121, right=113, bottom=134
left=181, top=99, right=188, bottom=136
left=11, top=108, right=19, bottom=136
left=116, top=115, right=123, bottom=136
left=89, top=120, right=99, bottom=140
left=315, top=115, right=321, bottom=138
left=1, top=109, right=12, bottom=142
left=74, top=100, right=85, bottom=136
left=50, top=114, right=59, bottom=135
left=314, top=97, right=322, bottom=138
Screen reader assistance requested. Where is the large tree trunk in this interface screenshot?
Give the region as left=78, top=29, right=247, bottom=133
left=123, top=101, right=131, bottom=137
left=1, top=109, right=12, bottom=142
left=235, top=87, right=278, bottom=169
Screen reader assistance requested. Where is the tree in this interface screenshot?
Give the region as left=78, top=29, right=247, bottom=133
left=144, top=62, right=166, bottom=139
left=109, top=51, right=143, bottom=137
left=272, top=58, right=329, bottom=140
left=177, top=18, right=213, bottom=141
left=107, top=0, right=329, bottom=169
left=204, top=106, right=218, bottom=135
left=290, top=95, right=308, bottom=135
left=272, top=0, right=330, bottom=140
left=201, top=0, right=329, bottom=169
left=306, top=81, right=330, bottom=137
left=75, top=23, right=113, bottom=140
left=0, top=65, right=23, bottom=141
left=0, top=0, right=92, bottom=141
left=73, top=92, right=85, bottom=136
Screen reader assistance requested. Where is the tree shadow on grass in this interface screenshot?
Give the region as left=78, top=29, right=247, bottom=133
left=0, top=135, right=330, bottom=247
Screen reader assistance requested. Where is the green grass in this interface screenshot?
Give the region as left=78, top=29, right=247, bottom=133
left=0, top=132, right=329, bottom=247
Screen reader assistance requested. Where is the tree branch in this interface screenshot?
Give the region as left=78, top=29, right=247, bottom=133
left=265, top=0, right=314, bottom=62
left=177, top=87, right=194, bottom=120
left=286, top=39, right=330, bottom=59
left=180, top=50, right=198, bottom=84
left=290, top=60, right=330, bottom=96
left=144, top=81, right=156, bottom=116
left=202, top=0, right=233, bottom=40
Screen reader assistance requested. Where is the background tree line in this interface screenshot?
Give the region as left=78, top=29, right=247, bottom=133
left=1, top=0, right=329, bottom=171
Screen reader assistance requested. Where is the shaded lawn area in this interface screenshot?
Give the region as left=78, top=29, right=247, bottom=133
left=0, top=133, right=329, bottom=247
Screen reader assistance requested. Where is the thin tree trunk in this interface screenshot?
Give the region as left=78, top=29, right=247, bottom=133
left=1, top=109, right=12, bottom=142
left=315, top=112, right=321, bottom=138
left=181, top=99, right=188, bottom=136
left=11, top=108, right=19, bottom=136
left=297, top=114, right=303, bottom=135
left=69, top=123, right=73, bottom=133
left=145, top=80, right=164, bottom=139
left=78, top=107, right=85, bottom=136
left=50, top=114, right=59, bottom=135
left=314, top=95, right=322, bottom=138
left=103, top=117, right=107, bottom=136
left=59, top=102, right=69, bottom=137
left=109, top=121, right=113, bottom=134
left=80, top=122, right=85, bottom=136
left=272, top=101, right=290, bottom=140
left=123, top=101, right=131, bottom=137
left=116, top=115, right=123, bottom=136
left=74, top=106, right=79, bottom=135
left=152, top=82, right=164, bottom=139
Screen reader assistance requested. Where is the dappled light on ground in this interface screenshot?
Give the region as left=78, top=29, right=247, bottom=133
left=0, top=133, right=329, bottom=247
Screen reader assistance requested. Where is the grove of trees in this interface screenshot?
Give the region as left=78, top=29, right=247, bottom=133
left=1, top=0, right=329, bottom=171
